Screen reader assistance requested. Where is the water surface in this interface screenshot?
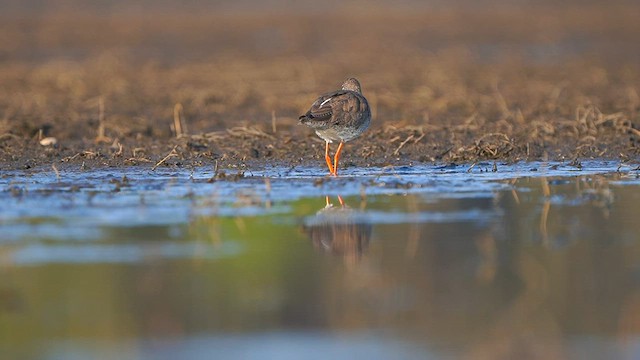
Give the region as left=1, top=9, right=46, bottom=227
left=1, top=161, right=640, bottom=359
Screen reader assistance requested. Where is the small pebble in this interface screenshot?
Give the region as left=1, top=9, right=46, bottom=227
left=39, top=137, right=57, bottom=146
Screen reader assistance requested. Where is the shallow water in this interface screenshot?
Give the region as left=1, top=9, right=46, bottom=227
left=1, top=161, right=640, bottom=359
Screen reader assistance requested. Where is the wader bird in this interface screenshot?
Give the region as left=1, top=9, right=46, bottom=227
left=299, top=78, right=371, bottom=176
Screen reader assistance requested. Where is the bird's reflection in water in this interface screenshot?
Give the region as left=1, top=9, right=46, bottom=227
left=303, top=195, right=372, bottom=265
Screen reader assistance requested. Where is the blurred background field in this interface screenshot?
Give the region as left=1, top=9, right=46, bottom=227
left=3, top=3, right=640, bottom=359
left=0, top=0, right=639, bottom=167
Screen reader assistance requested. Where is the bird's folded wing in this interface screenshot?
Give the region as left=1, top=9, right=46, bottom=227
left=307, top=90, right=361, bottom=122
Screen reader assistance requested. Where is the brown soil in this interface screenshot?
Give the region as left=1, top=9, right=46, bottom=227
left=1, top=3, right=639, bottom=171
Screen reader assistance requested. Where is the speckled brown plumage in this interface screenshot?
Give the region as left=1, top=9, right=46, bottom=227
left=299, top=78, right=371, bottom=176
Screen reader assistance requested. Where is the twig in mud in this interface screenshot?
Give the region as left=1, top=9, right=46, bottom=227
left=95, top=96, right=111, bottom=143
left=475, top=132, right=511, bottom=145
left=207, top=160, right=220, bottom=183
left=125, top=157, right=153, bottom=164
left=62, top=151, right=99, bottom=162
left=393, top=135, right=415, bottom=155
left=52, top=164, right=60, bottom=182
left=494, top=82, right=510, bottom=117
left=112, top=139, right=123, bottom=157
left=271, top=110, right=277, bottom=133
left=226, top=126, right=275, bottom=140
left=63, top=153, right=82, bottom=162
left=152, top=145, right=179, bottom=171
left=197, top=131, right=226, bottom=141
left=467, top=162, right=477, bottom=173
left=383, top=124, right=399, bottom=133
left=0, top=133, right=19, bottom=142
left=132, top=148, right=146, bottom=158
left=435, top=146, right=453, bottom=160
left=173, top=103, right=188, bottom=138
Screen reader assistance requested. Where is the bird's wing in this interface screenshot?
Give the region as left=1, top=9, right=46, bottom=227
left=300, top=90, right=365, bottom=127
left=307, top=91, right=349, bottom=121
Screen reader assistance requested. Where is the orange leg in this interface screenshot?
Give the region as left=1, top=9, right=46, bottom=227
left=337, top=195, right=345, bottom=206
left=325, top=141, right=335, bottom=175
left=333, top=142, right=344, bottom=176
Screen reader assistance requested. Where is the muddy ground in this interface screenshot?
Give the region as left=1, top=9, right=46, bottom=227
left=1, top=3, right=639, bottom=172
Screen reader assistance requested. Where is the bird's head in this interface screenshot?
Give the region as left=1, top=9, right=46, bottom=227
left=341, top=78, right=362, bottom=93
